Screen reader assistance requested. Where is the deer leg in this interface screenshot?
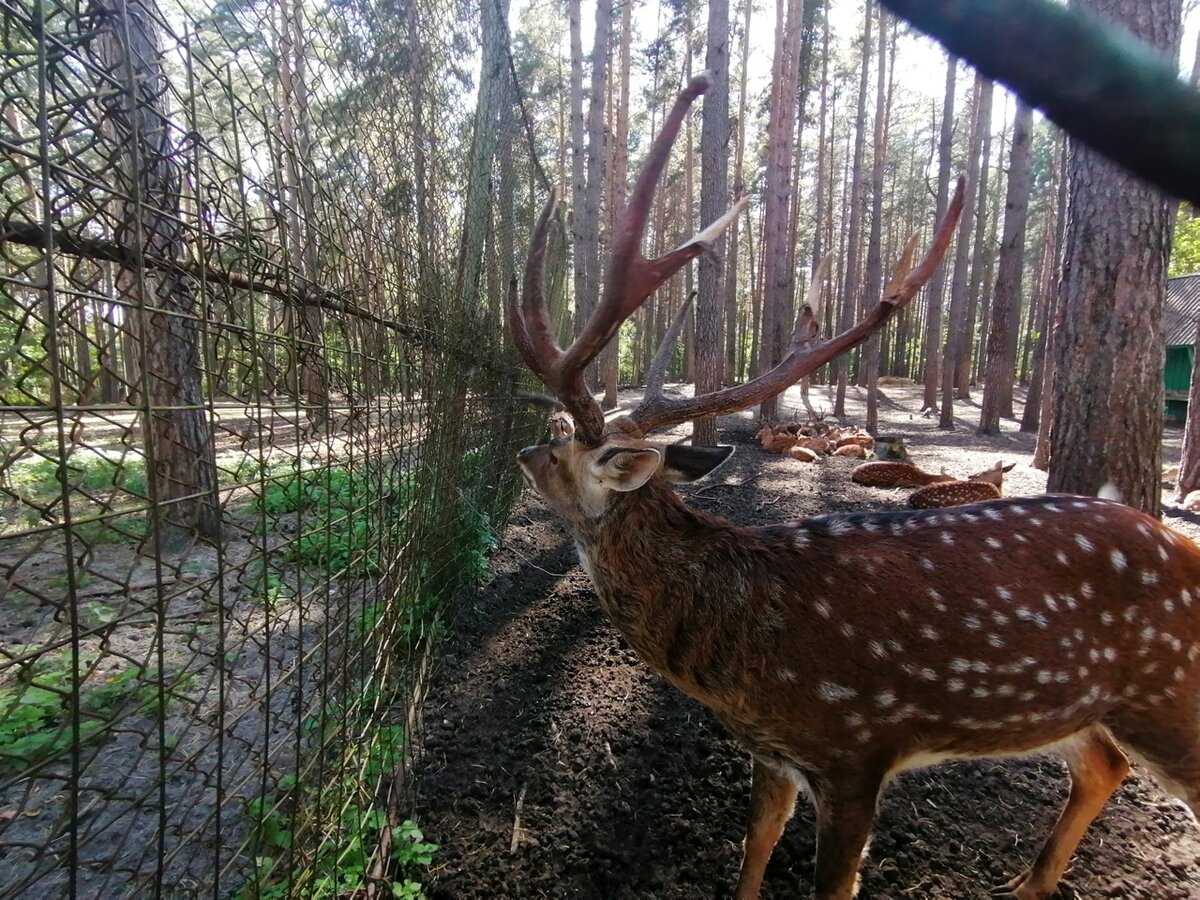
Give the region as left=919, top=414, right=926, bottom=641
left=995, top=726, right=1129, bottom=900
left=733, top=758, right=801, bottom=900
left=811, top=774, right=883, bottom=900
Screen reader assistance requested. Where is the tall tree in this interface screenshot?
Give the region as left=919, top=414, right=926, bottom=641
left=921, top=55, right=956, bottom=412
left=938, top=73, right=985, bottom=429
left=694, top=0, right=731, bottom=445
left=957, top=78, right=993, bottom=399
left=602, top=0, right=633, bottom=408
left=979, top=100, right=1034, bottom=435
left=758, top=0, right=805, bottom=421
left=863, top=1, right=889, bottom=433
left=833, top=0, right=871, bottom=417
left=724, top=0, right=754, bottom=383
left=568, top=0, right=586, bottom=340
left=94, top=0, right=218, bottom=540
left=1047, top=0, right=1181, bottom=515
left=1021, top=133, right=1065, bottom=434
left=580, top=0, right=612, bottom=393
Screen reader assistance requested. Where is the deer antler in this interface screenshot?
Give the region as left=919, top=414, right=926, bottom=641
left=627, top=179, right=964, bottom=434
left=510, top=72, right=965, bottom=445
left=509, top=73, right=747, bottom=445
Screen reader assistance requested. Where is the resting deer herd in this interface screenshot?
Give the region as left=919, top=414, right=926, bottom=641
left=508, top=75, right=1200, bottom=899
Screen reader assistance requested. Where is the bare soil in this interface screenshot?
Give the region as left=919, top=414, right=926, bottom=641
left=413, top=383, right=1200, bottom=899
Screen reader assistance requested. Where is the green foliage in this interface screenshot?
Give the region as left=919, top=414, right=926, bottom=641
left=9, top=450, right=148, bottom=503
left=1172, top=208, right=1200, bottom=277
left=0, top=653, right=173, bottom=770
left=241, top=727, right=436, bottom=899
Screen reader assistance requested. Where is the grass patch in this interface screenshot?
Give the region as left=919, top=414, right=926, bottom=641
left=0, top=651, right=187, bottom=771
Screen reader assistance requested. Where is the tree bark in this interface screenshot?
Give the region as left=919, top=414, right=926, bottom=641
left=938, top=73, right=985, bottom=429
left=864, top=1, right=888, bottom=434
left=694, top=0, right=731, bottom=445
left=958, top=78, right=993, bottom=399
left=979, top=100, right=1034, bottom=434
left=1046, top=0, right=1180, bottom=515
left=921, top=56, right=956, bottom=412
left=758, top=0, right=805, bottom=421
left=1176, top=317, right=1200, bottom=500
left=95, top=0, right=218, bottom=540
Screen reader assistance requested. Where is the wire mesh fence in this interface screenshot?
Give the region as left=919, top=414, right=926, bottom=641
left=0, top=0, right=552, bottom=894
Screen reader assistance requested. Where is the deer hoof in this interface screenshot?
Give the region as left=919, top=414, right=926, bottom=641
left=988, top=871, right=1055, bottom=900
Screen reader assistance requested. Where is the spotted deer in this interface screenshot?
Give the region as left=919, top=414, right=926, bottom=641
left=509, top=74, right=1200, bottom=900
left=908, top=461, right=1015, bottom=509
left=851, top=460, right=956, bottom=488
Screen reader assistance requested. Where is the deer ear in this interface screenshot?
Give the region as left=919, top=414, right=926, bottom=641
left=663, top=445, right=735, bottom=482
left=1001, top=462, right=1015, bottom=473
left=592, top=446, right=661, bottom=492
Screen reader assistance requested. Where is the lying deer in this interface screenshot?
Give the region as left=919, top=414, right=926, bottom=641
left=851, top=460, right=956, bottom=488
left=908, top=461, right=1016, bottom=509
left=508, top=74, right=1200, bottom=900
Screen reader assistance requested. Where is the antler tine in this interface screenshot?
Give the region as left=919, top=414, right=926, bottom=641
left=512, top=187, right=565, bottom=381
left=632, top=178, right=966, bottom=434
left=792, top=253, right=833, bottom=349
left=557, top=73, right=747, bottom=388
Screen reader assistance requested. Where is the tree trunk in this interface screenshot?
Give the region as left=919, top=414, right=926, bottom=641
left=958, top=78, right=993, bottom=399
left=569, top=0, right=586, bottom=341
left=864, top=2, right=888, bottom=434
left=921, top=56, right=956, bottom=412
left=602, top=0, right=632, bottom=407
left=833, top=0, right=871, bottom=417
left=580, top=0, right=612, bottom=394
left=939, top=73, right=985, bottom=429
left=758, top=0, right=805, bottom=421
left=979, top=101, right=1034, bottom=435
left=1046, top=0, right=1179, bottom=515
left=1176, top=317, right=1200, bottom=500
left=694, top=0, right=731, bottom=445
left=95, top=0, right=218, bottom=541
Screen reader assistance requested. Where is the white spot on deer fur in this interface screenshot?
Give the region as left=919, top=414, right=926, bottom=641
left=1164, top=530, right=1180, bottom=545
left=862, top=521, right=880, bottom=533
left=1123, top=606, right=1139, bottom=624
left=981, top=553, right=994, bottom=565
left=1141, top=625, right=1157, bottom=643
left=868, top=640, right=887, bottom=659
left=921, top=625, right=940, bottom=640
left=947, top=677, right=965, bottom=692
left=1011, top=505, right=1027, bottom=515
left=1016, top=607, right=1049, bottom=628
left=1182, top=588, right=1193, bottom=607
left=972, top=686, right=990, bottom=698
left=984, top=508, right=1003, bottom=521
left=899, top=610, right=912, bottom=622
left=996, top=684, right=1015, bottom=697
left=777, top=667, right=798, bottom=682
left=846, top=712, right=866, bottom=728
left=856, top=729, right=873, bottom=742
left=1055, top=671, right=1071, bottom=684
left=988, top=634, right=1005, bottom=648
left=1037, top=670, right=1054, bottom=684
left=828, top=519, right=855, bottom=536
left=1056, top=551, right=1070, bottom=566
left=920, top=667, right=939, bottom=682
left=1104, top=648, right=1118, bottom=662
left=887, top=640, right=904, bottom=654
left=997, top=586, right=1013, bottom=601
left=1045, top=503, right=1062, bottom=513
left=1190, top=644, right=1200, bottom=662
left=1060, top=637, right=1073, bottom=650
left=986, top=537, right=1003, bottom=550
left=963, top=615, right=982, bottom=630
left=921, top=558, right=936, bottom=572
left=1081, top=582, right=1096, bottom=599
left=940, top=532, right=955, bottom=545
left=1176, top=667, right=1186, bottom=682
left=793, top=531, right=811, bottom=548
left=876, top=691, right=897, bottom=707
left=1014, top=533, right=1029, bottom=544
left=1159, top=545, right=1170, bottom=561
left=991, top=611, right=1010, bottom=626
left=840, top=623, right=855, bottom=639
left=818, top=682, right=856, bottom=702
left=1029, top=517, right=1043, bottom=526
left=1167, top=634, right=1184, bottom=652
left=891, top=522, right=906, bottom=537
left=972, top=660, right=991, bottom=674
left=1141, top=570, right=1160, bottom=585
left=972, top=597, right=990, bottom=609
left=1078, top=666, right=1089, bottom=678
left=1075, top=534, right=1095, bottom=552
left=814, top=600, right=832, bottom=619
left=1089, top=648, right=1101, bottom=663
left=1164, top=598, right=1176, bottom=613
left=1101, top=611, right=1115, bottom=626
left=1111, top=549, right=1128, bottom=571
left=950, top=659, right=970, bottom=674
left=1020, top=690, right=1036, bottom=702
left=1063, top=594, right=1078, bottom=611
left=1136, top=522, right=1152, bottom=537
left=1044, top=594, right=1059, bottom=612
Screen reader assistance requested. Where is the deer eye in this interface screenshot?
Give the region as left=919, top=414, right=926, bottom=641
left=549, top=454, right=558, bottom=466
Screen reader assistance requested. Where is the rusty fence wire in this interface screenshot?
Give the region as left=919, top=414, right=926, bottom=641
left=0, top=0, right=556, bottom=894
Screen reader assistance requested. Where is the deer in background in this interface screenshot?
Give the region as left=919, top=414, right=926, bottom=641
left=851, top=460, right=956, bottom=488
left=908, top=460, right=1015, bottom=509
left=509, top=74, right=1200, bottom=900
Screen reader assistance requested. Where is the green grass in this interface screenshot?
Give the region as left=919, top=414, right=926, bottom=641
left=9, top=450, right=148, bottom=502
left=241, top=725, right=437, bottom=899
left=0, top=651, right=184, bottom=771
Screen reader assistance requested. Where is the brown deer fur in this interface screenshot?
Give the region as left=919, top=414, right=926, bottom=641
left=909, top=462, right=1015, bottom=510
left=505, top=74, right=1189, bottom=900
left=852, top=460, right=955, bottom=488
left=519, top=437, right=1200, bottom=899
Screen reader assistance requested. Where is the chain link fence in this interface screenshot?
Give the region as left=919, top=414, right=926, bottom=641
left=0, top=0, right=554, bottom=893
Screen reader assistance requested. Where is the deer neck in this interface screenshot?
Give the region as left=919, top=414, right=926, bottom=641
left=568, top=479, right=750, bottom=698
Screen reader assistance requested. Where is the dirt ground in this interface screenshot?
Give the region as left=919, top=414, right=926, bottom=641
left=413, top=383, right=1200, bottom=899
